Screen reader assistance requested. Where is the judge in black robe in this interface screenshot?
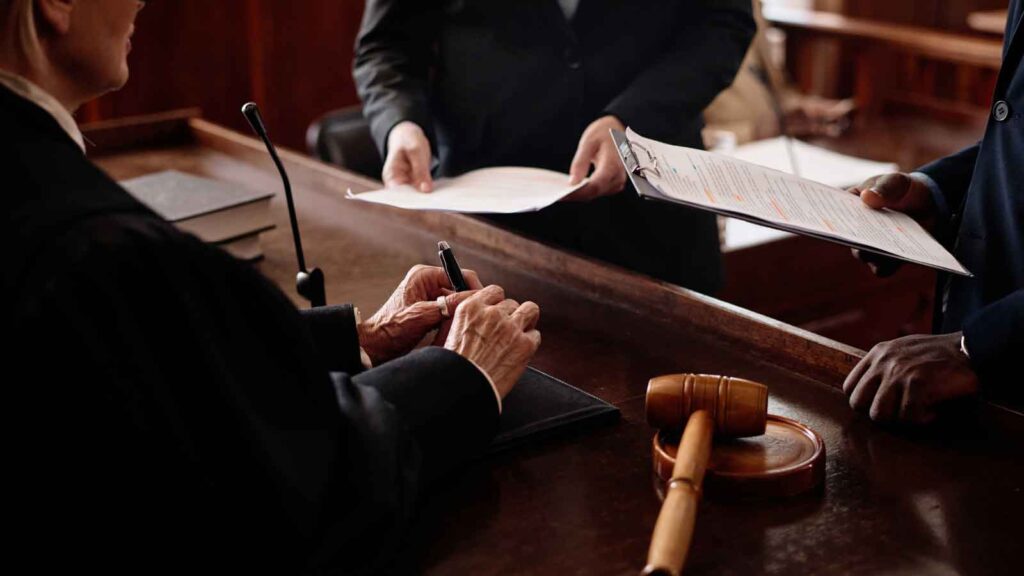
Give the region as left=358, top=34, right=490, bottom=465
left=1, top=70, right=507, bottom=576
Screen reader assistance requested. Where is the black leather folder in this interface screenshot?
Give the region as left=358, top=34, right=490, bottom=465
left=488, top=367, right=620, bottom=453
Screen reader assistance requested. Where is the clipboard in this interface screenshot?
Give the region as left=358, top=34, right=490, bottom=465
left=611, top=129, right=971, bottom=277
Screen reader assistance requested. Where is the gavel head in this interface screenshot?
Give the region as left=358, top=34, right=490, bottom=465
left=646, top=374, right=768, bottom=438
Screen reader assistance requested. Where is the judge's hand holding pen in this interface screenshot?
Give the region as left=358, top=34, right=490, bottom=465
left=357, top=265, right=541, bottom=398
left=842, top=173, right=979, bottom=425
left=382, top=116, right=630, bottom=202
left=357, top=264, right=482, bottom=365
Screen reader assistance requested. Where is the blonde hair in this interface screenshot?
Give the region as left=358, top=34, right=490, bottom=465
left=1, top=0, right=44, bottom=69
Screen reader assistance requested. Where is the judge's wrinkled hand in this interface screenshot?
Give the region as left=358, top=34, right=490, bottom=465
left=843, top=332, right=979, bottom=425
left=358, top=264, right=484, bottom=365
left=445, top=285, right=541, bottom=398
left=846, top=172, right=938, bottom=277
left=383, top=121, right=434, bottom=192
left=565, top=115, right=628, bottom=202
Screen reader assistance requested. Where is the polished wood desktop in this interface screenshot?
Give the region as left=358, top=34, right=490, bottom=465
left=87, top=113, right=1023, bottom=576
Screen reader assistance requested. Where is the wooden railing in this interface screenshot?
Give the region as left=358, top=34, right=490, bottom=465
left=763, top=6, right=1005, bottom=121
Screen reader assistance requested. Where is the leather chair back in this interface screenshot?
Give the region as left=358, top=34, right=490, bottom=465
left=306, top=106, right=383, bottom=179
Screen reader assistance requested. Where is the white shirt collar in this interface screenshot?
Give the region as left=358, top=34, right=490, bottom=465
left=0, top=69, right=86, bottom=153
left=558, top=0, right=580, bottom=20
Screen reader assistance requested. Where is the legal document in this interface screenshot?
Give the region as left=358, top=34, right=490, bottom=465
left=614, top=128, right=969, bottom=276
left=348, top=167, right=585, bottom=214
left=725, top=136, right=899, bottom=189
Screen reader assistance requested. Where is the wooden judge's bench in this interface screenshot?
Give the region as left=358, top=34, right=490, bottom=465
left=87, top=112, right=1023, bottom=576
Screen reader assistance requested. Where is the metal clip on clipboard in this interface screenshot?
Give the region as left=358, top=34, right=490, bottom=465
left=617, top=137, right=661, bottom=180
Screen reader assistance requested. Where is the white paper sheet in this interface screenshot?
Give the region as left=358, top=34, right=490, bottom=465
left=347, top=167, right=585, bottom=214
left=624, top=128, right=969, bottom=276
left=723, top=136, right=899, bottom=189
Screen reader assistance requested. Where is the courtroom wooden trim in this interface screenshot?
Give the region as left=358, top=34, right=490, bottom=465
left=82, top=108, right=199, bottom=155
left=967, top=9, right=1009, bottom=35
left=764, top=6, right=1004, bottom=69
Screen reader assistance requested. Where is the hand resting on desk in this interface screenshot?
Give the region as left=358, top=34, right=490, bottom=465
left=843, top=332, right=979, bottom=424
left=445, top=285, right=542, bottom=399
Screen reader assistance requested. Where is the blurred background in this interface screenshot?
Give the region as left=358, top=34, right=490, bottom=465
left=85, top=0, right=1007, bottom=151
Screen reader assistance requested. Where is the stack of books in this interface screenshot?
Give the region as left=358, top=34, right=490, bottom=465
left=120, top=170, right=275, bottom=261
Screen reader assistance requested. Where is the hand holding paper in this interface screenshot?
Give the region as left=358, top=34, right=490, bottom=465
left=349, top=167, right=586, bottom=214
left=847, top=172, right=938, bottom=228
left=614, top=128, right=969, bottom=276
left=846, top=172, right=942, bottom=276
left=383, top=121, right=434, bottom=192
left=566, top=115, right=628, bottom=201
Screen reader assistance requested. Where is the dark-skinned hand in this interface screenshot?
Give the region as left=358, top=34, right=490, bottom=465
left=843, top=332, right=979, bottom=425
left=846, top=172, right=938, bottom=277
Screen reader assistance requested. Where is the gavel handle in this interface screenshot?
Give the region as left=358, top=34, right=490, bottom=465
left=641, top=410, right=714, bottom=576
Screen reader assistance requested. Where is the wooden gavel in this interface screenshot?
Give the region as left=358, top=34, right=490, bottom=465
left=641, top=374, right=769, bottom=576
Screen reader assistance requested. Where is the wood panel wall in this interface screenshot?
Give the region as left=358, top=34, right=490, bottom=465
left=81, top=0, right=366, bottom=152
left=842, top=0, right=1009, bottom=32
left=82, top=1, right=1006, bottom=152
left=780, top=0, right=1009, bottom=119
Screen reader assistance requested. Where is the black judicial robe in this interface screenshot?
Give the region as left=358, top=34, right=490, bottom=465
left=916, top=2, right=1023, bottom=403
left=354, top=0, right=756, bottom=292
left=1, top=85, right=497, bottom=574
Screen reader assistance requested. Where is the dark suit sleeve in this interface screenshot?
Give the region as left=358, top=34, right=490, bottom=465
left=917, top=142, right=981, bottom=224
left=299, top=304, right=365, bottom=374
left=351, top=346, right=499, bottom=479
left=603, top=0, right=755, bottom=141
left=353, top=0, right=442, bottom=156
left=963, top=290, right=1024, bottom=403
left=313, top=348, right=497, bottom=573
left=14, top=215, right=497, bottom=574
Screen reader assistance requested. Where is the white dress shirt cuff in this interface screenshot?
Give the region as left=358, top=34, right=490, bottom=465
left=352, top=306, right=374, bottom=370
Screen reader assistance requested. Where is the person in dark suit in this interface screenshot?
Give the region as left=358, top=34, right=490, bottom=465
left=1, top=1, right=540, bottom=573
left=354, top=0, right=755, bottom=292
left=843, top=3, right=1022, bottom=423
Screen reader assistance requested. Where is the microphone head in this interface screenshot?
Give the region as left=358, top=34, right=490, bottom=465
left=241, top=102, right=266, bottom=134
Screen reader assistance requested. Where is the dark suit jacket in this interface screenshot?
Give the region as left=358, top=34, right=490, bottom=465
left=354, top=0, right=755, bottom=291
left=917, top=3, right=1023, bottom=401
left=1, top=85, right=497, bottom=574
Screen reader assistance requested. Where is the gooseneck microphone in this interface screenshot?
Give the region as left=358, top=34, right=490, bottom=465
left=241, top=102, right=326, bottom=308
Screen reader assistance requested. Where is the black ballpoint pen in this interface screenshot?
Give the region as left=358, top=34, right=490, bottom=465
left=438, top=241, right=469, bottom=292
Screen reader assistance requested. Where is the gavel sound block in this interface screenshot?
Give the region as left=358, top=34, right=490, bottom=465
left=641, top=374, right=825, bottom=576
